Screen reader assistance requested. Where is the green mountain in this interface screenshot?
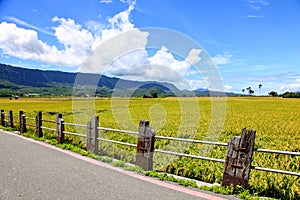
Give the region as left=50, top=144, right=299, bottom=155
left=0, top=63, right=178, bottom=97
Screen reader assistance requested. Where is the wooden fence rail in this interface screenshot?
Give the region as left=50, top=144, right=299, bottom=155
left=0, top=109, right=299, bottom=189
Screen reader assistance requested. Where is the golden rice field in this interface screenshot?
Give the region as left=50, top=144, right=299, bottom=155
left=1, top=97, right=299, bottom=199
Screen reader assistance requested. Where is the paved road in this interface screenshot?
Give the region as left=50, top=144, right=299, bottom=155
left=0, top=130, right=229, bottom=200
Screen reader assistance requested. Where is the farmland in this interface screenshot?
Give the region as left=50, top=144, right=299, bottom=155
left=1, top=96, right=300, bottom=199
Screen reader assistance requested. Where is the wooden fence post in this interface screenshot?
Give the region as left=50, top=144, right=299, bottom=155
left=36, top=112, right=43, bottom=137
left=19, top=111, right=23, bottom=131
left=56, top=114, right=64, bottom=144
left=135, top=120, right=156, bottom=171
left=1, top=109, right=4, bottom=126
left=20, top=113, right=27, bottom=134
left=8, top=110, right=13, bottom=128
left=86, top=116, right=99, bottom=154
left=222, top=128, right=256, bottom=188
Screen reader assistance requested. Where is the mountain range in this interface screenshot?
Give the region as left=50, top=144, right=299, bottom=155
left=0, top=63, right=237, bottom=97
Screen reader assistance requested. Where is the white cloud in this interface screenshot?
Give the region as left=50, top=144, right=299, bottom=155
left=249, top=5, right=261, bottom=11
left=188, top=80, right=207, bottom=90
left=0, top=22, right=62, bottom=63
left=211, top=53, right=232, bottom=65
left=186, top=49, right=202, bottom=65
left=0, top=19, right=90, bottom=66
left=247, top=15, right=264, bottom=18
left=248, top=0, right=269, bottom=6
left=0, top=1, right=138, bottom=68
left=248, top=0, right=269, bottom=10
left=100, top=0, right=113, bottom=3
left=122, top=64, right=187, bottom=86
left=52, top=16, right=94, bottom=56
left=255, top=65, right=267, bottom=70
left=80, top=29, right=149, bottom=73
left=224, top=85, right=233, bottom=91
left=102, top=2, right=135, bottom=40
left=148, top=46, right=202, bottom=75
left=4, top=16, right=54, bottom=36
left=279, top=79, right=300, bottom=93
left=85, top=20, right=105, bottom=34
left=247, top=0, right=269, bottom=18
left=110, top=49, right=149, bottom=75
left=82, top=40, right=203, bottom=90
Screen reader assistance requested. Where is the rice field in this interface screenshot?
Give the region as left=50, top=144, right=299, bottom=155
left=1, top=96, right=299, bottom=199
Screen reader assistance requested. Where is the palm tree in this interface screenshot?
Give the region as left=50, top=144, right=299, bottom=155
left=258, top=84, right=262, bottom=96
left=246, top=87, right=254, bottom=96
left=246, top=87, right=251, bottom=94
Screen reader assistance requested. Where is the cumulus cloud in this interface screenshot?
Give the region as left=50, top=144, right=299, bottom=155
left=148, top=46, right=202, bottom=75
left=186, top=49, right=203, bottom=65
left=148, top=46, right=188, bottom=74
left=0, top=0, right=139, bottom=67
left=0, top=22, right=72, bottom=65
left=82, top=39, right=203, bottom=89
left=279, top=79, right=300, bottom=93
left=0, top=20, right=95, bottom=66
left=52, top=17, right=95, bottom=56
left=80, top=29, right=149, bottom=73
left=106, top=2, right=135, bottom=32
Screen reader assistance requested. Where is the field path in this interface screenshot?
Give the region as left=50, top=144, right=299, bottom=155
left=0, top=130, right=231, bottom=200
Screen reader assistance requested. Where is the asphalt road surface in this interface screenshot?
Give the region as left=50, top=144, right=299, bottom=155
left=0, top=130, right=230, bottom=200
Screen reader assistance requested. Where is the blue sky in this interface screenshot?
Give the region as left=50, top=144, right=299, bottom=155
left=0, top=0, right=300, bottom=94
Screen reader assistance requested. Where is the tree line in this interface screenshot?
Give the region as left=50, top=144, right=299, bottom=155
left=268, top=91, right=300, bottom=98
left=241, top=84, right=300, bottom=98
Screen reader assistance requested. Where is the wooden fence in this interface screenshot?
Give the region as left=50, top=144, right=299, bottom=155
left=1, top=109, right=299, bottom=188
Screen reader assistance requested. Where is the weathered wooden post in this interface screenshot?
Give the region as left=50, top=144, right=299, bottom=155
left=222, top=128, right=256, bottom=188
left=56, top=113, right=64, bottom=144
left=35, top=112, right=43, bottom=137
left=86, top=116, right=99, bottom=154
left=19, top=111, right=23, bottom=132
left=8, top=110, right=13, bottom=128
left=0, top=109, right=5, bottom=126
left=135, top=120, right=155, bottom=171
left=20, top=113, right=27, bottom=134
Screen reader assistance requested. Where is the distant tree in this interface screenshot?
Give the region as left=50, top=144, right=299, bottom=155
left=246, top=87, right=254, bottom=95
left=151, top=92, right=158, bottom=98
left=268, top=91, right=278, bottom=98
left=249, top=89, right=255, bottom=95
left=258, top=84, right=262, bottom=96
left=281, top=92, right=300, bottom=98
